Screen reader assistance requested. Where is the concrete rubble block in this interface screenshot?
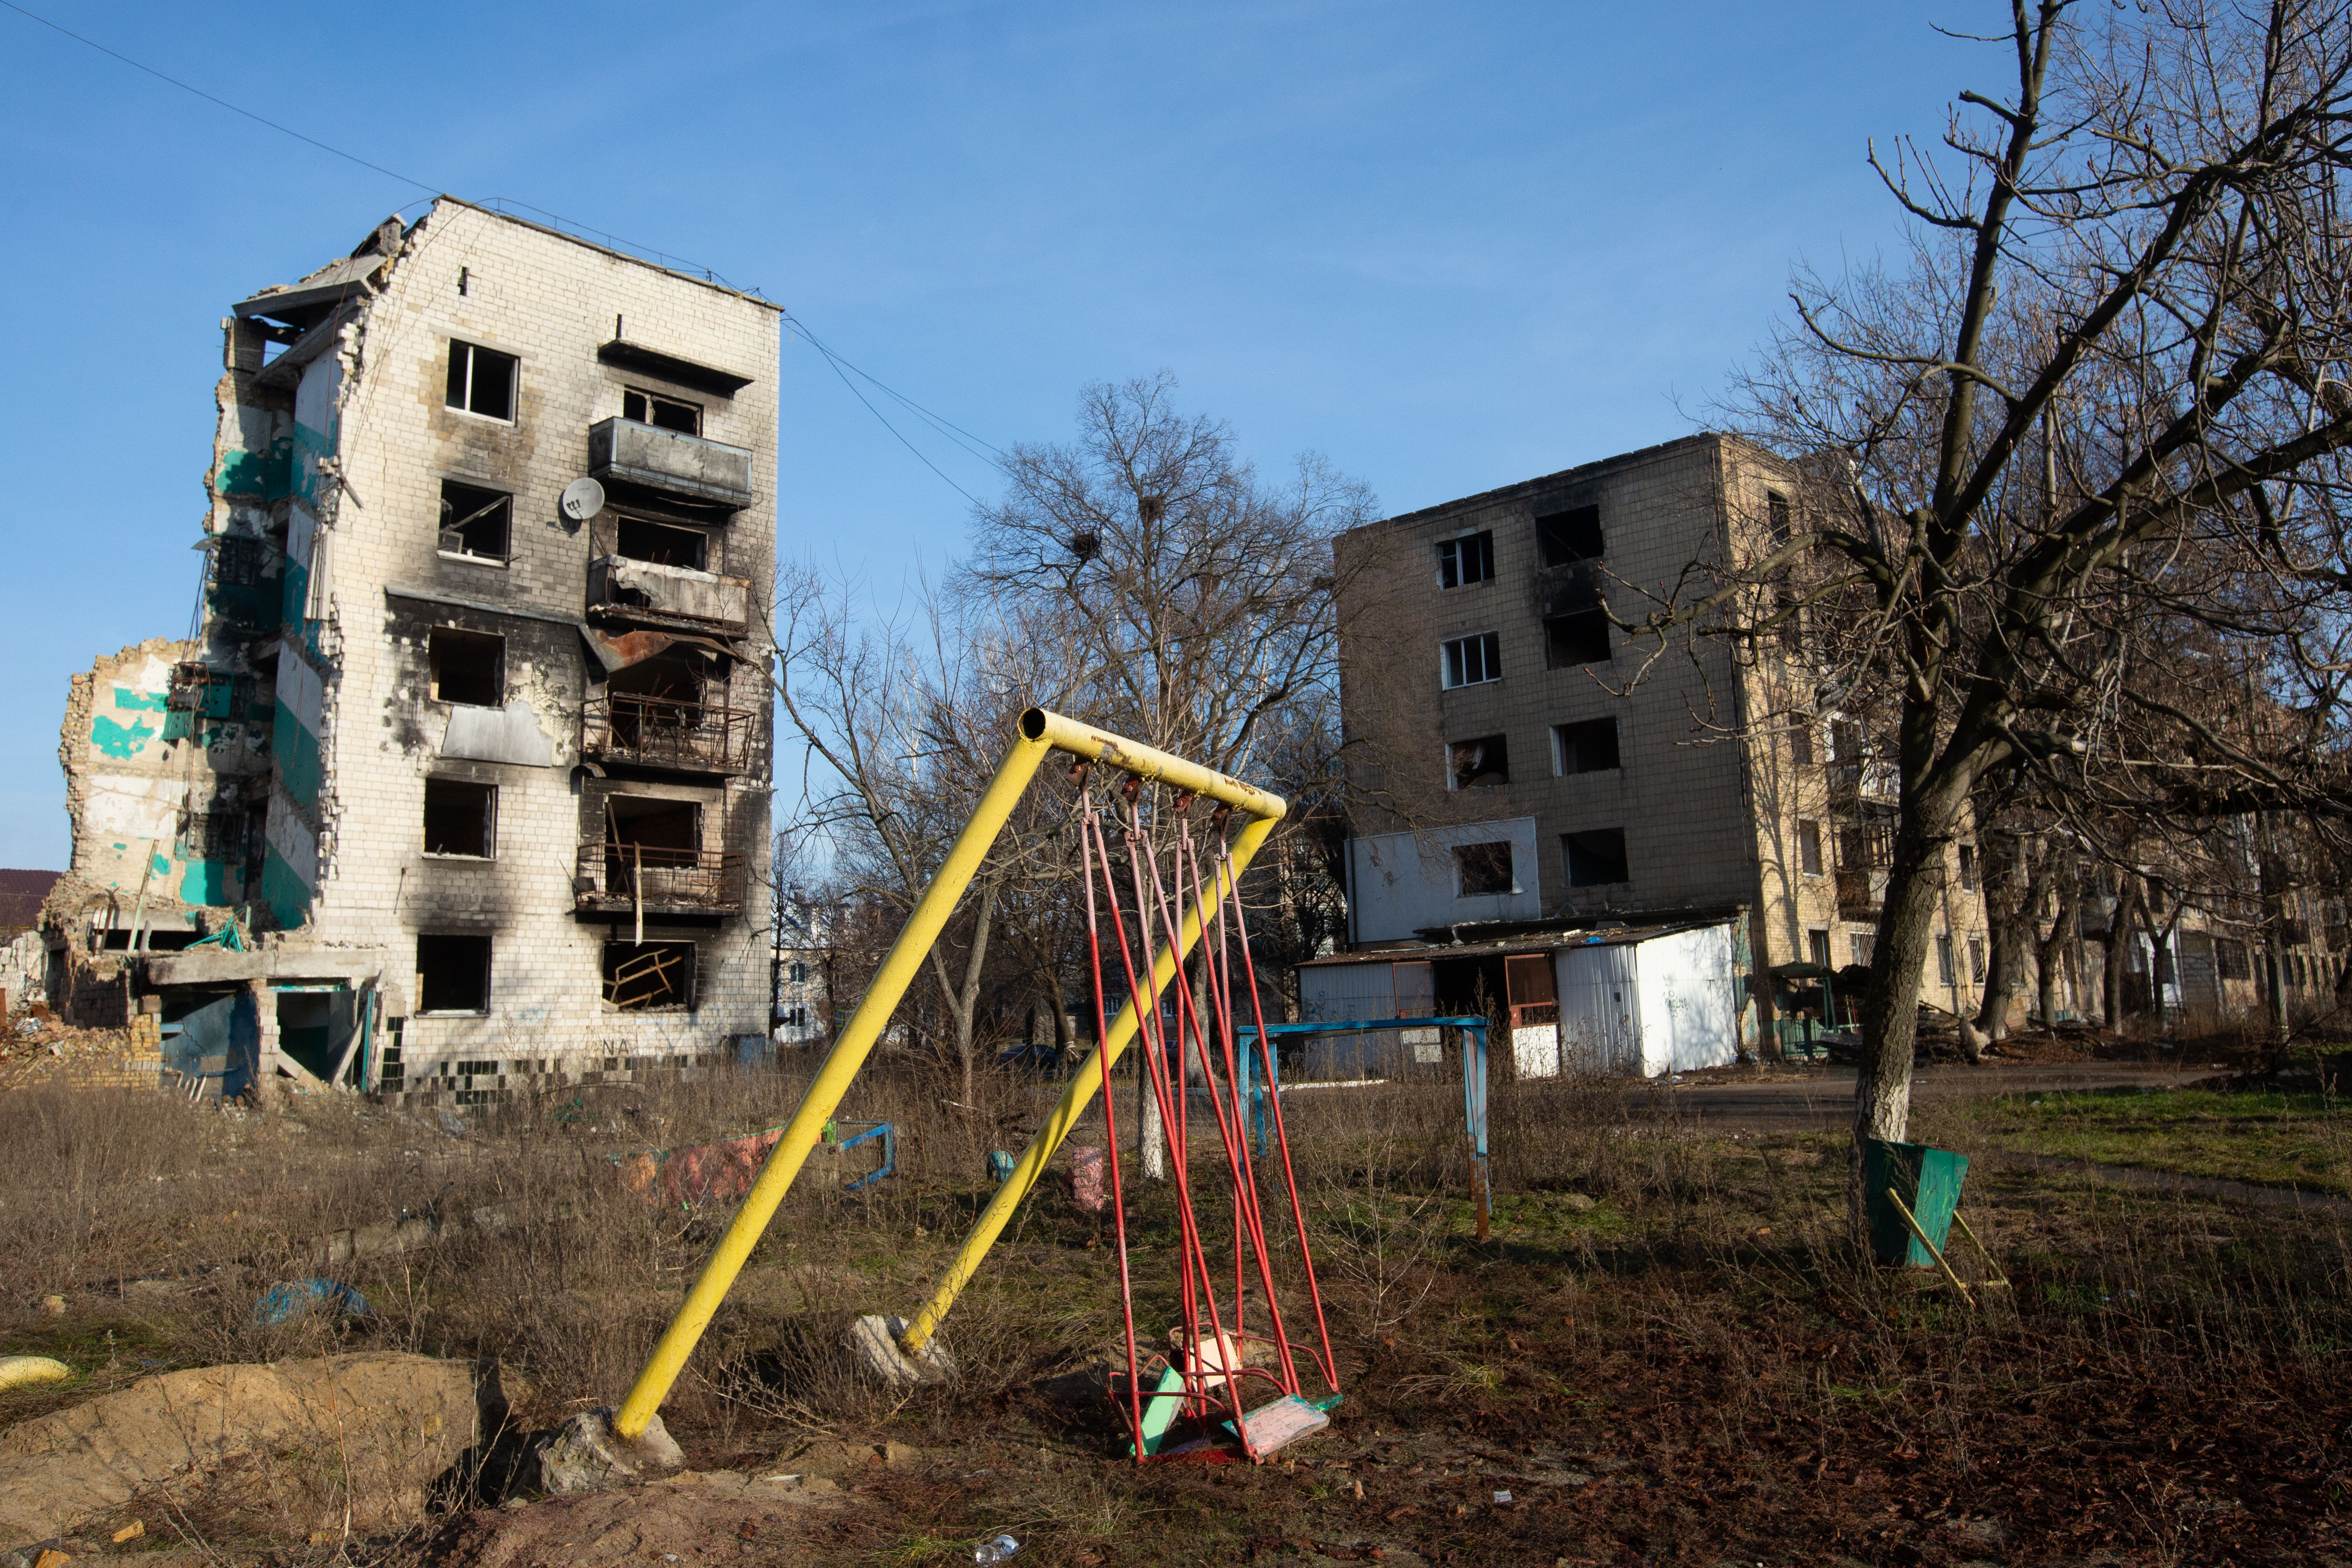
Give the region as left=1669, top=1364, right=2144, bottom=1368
left=531, top=1408, right=685, bottom=1495
left=846, top=1314, right=956, bottom=1388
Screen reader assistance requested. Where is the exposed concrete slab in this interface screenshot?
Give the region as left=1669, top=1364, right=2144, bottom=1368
left=144, top=946, right=389, bottom=988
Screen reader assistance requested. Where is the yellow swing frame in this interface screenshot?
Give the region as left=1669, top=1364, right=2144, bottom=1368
left=613, top=708, right=1286, bottom=1440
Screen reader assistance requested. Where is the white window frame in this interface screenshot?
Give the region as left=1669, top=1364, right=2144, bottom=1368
left=1440, top=631, right=1501, bottom=689
left=444, top=339, right=519, bottom=423
left=1435, top=529, right=1494, bottom=591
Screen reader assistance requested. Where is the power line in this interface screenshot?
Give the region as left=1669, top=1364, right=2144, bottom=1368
left=0, top=0, right=437, bottom=193
left=786, top=314, right=1008, bottom=467
left=1, top=0, right=1003, bottom=510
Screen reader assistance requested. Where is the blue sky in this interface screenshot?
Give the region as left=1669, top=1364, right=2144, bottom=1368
left=0, top=0, right=1977, bottom=870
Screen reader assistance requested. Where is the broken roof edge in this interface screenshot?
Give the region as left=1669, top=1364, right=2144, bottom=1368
left=433, top=197, right=786, bottom=314
left=1349, top=432, right=1799, bottom=541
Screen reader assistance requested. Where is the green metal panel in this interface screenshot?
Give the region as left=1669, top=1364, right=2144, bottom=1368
left=1864, top=1138, right=1969, bottom=1267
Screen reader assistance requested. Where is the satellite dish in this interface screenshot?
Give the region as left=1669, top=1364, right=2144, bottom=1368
left=561, top=477, right=606, bottom=522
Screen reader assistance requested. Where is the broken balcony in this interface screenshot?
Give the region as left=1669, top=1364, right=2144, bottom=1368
left=588, top=417, right=755, bottom=510
left=1835, top=868, right=1886, bottom=922
left=582, top=693, right=754, bottom=776
left=586, top=555, right=751, bottom=635
left=574, top=843, right=745, bottom=918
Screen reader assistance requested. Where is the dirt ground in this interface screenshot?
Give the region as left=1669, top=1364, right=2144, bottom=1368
left=3, top=1057, right=2347, bottom=1568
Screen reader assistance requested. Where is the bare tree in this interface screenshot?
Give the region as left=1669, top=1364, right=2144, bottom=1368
left=765, top=569, right=1086, bottom=1101
left=959, top=374, right=1378, bottom=1171
left=1639, top=0, right=2352, bottom=1225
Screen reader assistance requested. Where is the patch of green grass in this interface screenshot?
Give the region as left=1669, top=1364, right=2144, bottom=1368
left=1949, top=1086, right=2352, bottom=1193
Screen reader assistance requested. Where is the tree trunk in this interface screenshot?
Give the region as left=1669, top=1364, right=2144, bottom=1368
left=1850, top=815, right=1954, bottom=1237
left=2035, top=885, right=2078, bottom=1029
left=1974, top=908, right=2019, bottom=1041
left=1139, top=1037, right=1167, bottom=1179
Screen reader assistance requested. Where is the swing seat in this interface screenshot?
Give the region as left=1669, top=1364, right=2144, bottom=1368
left=1235, top=1394, right=1329, bottom=1458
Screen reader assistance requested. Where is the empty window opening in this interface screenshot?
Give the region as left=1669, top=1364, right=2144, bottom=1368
left=428, top=627, right=504, bottom=707
left=603, top=940, right=696, bottom=1010
left=1808, top=929, right=1832, bottom=970
left=1449, top=735, right=1509, bottom=789
left=423, top=778, right=496, bottom=858
left=439, top=479, right=513, bottom=561
left=178, top=812, right=247, bottom=864
left=1454, top=841, right=1515, bottom=897
left=1798, top=819, right=1824, bottom=876
left=605, top=797, right=702, bottom=875
left=215, top=535, right=263, bottom=588
left=1958, top=843, right=1979, bottom=890
left=1441, top=631, right=1501, bottom=688
left=1937, top=936, right=1956, bottom=987
left=417, top=933, right=492, bottom=1014
left=1562, top=828, right=1630, bottom=888
left=1789, top=719, right=1815, bottom=766
left=1552, top=716, right=1620, bottom=774
left=1436, top=531, right=1493, bottom=589
left=444, top=340, right=517, bottom=420
left=1969, top=935, right=1987, bottom=983
left=1544, top=609, right=1610, bottom=667
left=624, top=388, right=703, bottom=435
left=1767, top=490, right=1792, bottom=545
left=614, top=515, right=710, bottom=570
left=1536, top=505, right=1603, bottom=567
left=2216, top=939, right=2251, bottom=980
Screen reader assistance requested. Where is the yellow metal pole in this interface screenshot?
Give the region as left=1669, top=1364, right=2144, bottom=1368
left=898, top=807, right=1280, bottom=1356
left=611, top=724, right=1053, bottom=1439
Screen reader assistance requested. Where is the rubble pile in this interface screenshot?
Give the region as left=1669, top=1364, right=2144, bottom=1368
left=0, top=1012, right=166, bottom=1091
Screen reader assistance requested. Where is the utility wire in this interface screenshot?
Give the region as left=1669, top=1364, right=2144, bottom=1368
left=0, top=0, right=436, bottom=193
left=787, top=313, right=1007, bottom=468
left=2, top=0, right=1002, bottom=509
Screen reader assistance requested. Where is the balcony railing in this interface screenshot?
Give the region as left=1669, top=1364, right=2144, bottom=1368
left=575, top=844, right=745, bottom=916
left=582, top=693, right=754, bottom=775
left=1827, top=758, right=1901, bottom=801
left=1835, top=868, right=1884, bottom=921
left=586, top=555, right=751, bottom=633
left=588, top=417, right=755, bottom=509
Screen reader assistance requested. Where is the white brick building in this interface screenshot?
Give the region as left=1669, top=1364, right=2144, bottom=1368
left=1335, top=435, right=1990, bottom=1053
left=53, top=201, right=781, bottom=1101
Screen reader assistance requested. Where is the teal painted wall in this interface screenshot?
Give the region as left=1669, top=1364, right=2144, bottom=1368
left=272, top=699, right=321, bottom=808
left=259, top=844, right=312, bottom=930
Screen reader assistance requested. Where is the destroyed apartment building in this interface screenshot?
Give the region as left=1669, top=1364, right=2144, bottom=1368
left=1325, top=434, right=1992, bottom=1073
left=44, top=200, right=782, bottom=1103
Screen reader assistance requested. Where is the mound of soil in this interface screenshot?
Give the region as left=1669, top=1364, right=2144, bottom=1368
left=0, top=1352, right=508, bottom=1552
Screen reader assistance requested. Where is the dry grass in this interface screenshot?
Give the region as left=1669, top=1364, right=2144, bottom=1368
left=2, top=1060, right=2349, bottom=1564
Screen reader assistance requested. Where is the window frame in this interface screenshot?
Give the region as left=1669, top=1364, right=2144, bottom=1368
left=1535, top=505, right=1603, bottom=568
left=421, top=777, right=499, bottom=860
left=1440, top=631, right=1502, bottom=689
left=444, top=339, right=519, bottom=423
left=1453, top=840, right=1517, bottom=898
left=1551, top=716, right=1621, bottom=776
left=1446, top=734, right=1510, bottom=790
left=1435, top=529, right=1495, bottom=590
left=427, top=626, right=506, bottom=708
left=1562, top=827, right=1630, bottom=888
left=1797, top=819, right=1824, bottom=877
left=1543, top=608, right=1611, bottom=668
left=416, top=932, right=493, bottom=1016
left=437, top=477, right=514, bottom=566
left=623, top=386, right=704, bottom=436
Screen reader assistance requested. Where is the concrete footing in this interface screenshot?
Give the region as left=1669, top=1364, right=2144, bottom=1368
left=846, top=1315, right=956, bottom=1388
left=533, top=1408, right=685, bottom=1494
